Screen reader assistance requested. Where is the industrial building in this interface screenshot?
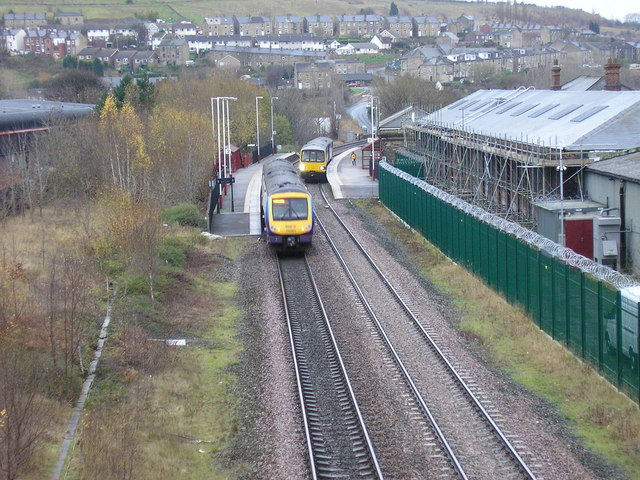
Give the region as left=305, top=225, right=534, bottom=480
left=400, top=62, right=640, bottom=276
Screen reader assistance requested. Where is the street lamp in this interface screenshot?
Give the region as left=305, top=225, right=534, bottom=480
left=255, top=95, right=263, bottom=162
left=270, top=96, right=279, bottom=154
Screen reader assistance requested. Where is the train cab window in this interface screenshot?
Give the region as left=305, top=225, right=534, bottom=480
left=301, top=150, right=324, bottom=163
left=272, top=198, right=308, bottom=220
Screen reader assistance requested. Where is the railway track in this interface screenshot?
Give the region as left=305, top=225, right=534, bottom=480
left=333, top=140, right=367, bottom=155
left=276, top=253, right=383, bottom=479
left=311, top=183, right=540, bottom=480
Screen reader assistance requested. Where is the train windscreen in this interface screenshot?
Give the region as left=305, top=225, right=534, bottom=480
left=301, top=149, right=324, bottom=163
left=272, top=198, right=309, bottom=220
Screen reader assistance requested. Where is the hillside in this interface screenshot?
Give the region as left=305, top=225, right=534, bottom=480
left=0, top=0, right=624, bottom=29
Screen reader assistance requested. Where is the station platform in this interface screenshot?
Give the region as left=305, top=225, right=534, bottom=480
left=209, top=148, right=378, bottom=237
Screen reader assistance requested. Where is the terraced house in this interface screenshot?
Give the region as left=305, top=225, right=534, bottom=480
left=273, top=15, right=304, bottom=35
left=202, top=16, right=235, bottom=36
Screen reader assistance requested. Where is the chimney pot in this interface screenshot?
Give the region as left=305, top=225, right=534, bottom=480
left=604, top=58, right=621, bottom=91
left=551, top=59, right=561, bottom=90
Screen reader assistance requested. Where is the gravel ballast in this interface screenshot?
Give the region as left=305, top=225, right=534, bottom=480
left=228, top=194, right=629, bottom=480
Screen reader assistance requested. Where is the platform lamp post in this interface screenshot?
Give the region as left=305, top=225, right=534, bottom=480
left=255, top=95, right=263, bottom=162
left=270, top=96, right=278, bottom=154
left=210, top=96, right=237, bottom=212
left=364, top=94, right=378, bottom=174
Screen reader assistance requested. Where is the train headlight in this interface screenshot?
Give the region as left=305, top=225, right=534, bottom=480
left=320, top=165, right=326, bottom=171
left=302, top=224, right=312, bottom=232
left=298, top=163, right=306, bottom=171
left=270, top=225, right=280, bottom=233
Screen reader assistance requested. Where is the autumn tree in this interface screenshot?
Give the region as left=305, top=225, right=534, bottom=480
left=96, top=190, right=160, bottom=299
left=147, top=103, right=212, bottom=204
left=99, top=95, right=152, bottom=199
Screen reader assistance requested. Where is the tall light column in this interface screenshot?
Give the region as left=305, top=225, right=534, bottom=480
left=364, top=94, right=378, bottom=172
left=270, top=96, right=278, bottom=154
left=256, top=95, right=263, bottom=162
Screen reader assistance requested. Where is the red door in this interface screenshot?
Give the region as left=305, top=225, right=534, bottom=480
left=564, top=218, right=593, bottom=259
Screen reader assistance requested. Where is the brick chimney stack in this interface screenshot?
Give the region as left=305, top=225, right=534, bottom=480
left=551, top=59, right=561, bottom=90
left=604, top=58, right=621, bottom=91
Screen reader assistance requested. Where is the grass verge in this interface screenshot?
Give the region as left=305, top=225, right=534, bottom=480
left=66, top=232, right=251, bottom=479
left=356, top=198, right=640, bottom=479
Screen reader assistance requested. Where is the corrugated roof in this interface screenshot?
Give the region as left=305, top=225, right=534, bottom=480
left=587, top=151, right=640, bottom=183
left=417, top=89, right=640, bottom=151
left=0, top=99, right=94, bottom=131
left=561, top=76, right=601, bottom=91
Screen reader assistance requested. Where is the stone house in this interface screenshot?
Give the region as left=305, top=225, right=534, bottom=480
left=65, top=32, right=87, bottom=56
left=202, top=17, right=235, bottom=36
left=331, top=58, right=366, bottom=74
left=157, top=37, right=190, bottom=65
left=295, top=61, right=334, bottom=89
left=3, top=13, right=46, bottom=28
left=236, top=16, right=272, bottom=37
left=336, top=15, right=383, bottom=38
left=273, top=15, right=304, bottom=35
left=414, top=17, right=442, bottom=38
left=54, top=12, right=84, bottom=26
left=386, top=16, right=413, bottom=38
left=206, top=46, right=326, bottom=69
left=217, top=54, right=241, bottom=71
left=304, top=15, right=334, bottom=37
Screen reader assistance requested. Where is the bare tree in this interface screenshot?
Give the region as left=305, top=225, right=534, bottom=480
left=0, top=347, right=52, bottom=480
left=42, top=254, right=94, bottom=397
left=373, top=76, right=463, bottom=118
left=78, top=382, right=150, bottom=480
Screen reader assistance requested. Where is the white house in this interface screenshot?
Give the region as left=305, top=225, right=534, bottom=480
left=257, top=35, right=325, bottom=51
left=86, top=26, right=111, bottom=44
left=173, top=21, right=198, bottom=37
left=371, top=34, right=392, bottom=50
left=187, top=35, right=214, bottom=53
left=336, top=42, right=379, bottom=55
left=335, top=43, right=355, bottom=55
left=1, top=28, right=27, bottom=54
left=114, top=24, right=139, bottom=40
left=150, top=31, right=169, bottom=50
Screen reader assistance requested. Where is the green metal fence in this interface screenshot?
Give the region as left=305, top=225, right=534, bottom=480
left=380, top=157, right=640, bottom=404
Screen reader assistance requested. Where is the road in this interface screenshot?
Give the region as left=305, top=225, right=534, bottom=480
left=347, top=98, right=373, bottom=133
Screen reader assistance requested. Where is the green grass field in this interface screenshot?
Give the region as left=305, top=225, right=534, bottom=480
left=0, top=0, right=494, bottom=24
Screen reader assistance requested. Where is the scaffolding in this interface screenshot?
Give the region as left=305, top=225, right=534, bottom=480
left=402, top=113, right=593, bottom=229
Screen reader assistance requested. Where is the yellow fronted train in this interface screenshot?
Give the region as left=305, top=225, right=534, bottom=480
left=298, top=136, right=333, bottom=182
left=261, top=158, right=314, bottom=250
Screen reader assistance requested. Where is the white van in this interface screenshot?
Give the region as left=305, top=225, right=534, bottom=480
left=605, top=286, right=640, bottom=370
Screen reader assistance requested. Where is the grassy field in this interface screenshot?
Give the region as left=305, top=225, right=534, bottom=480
left=0, top=0, right=516, bottom=24
left=60, top=231, right=252, bottom=479
left=356, top=198, right=640, bottom=479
